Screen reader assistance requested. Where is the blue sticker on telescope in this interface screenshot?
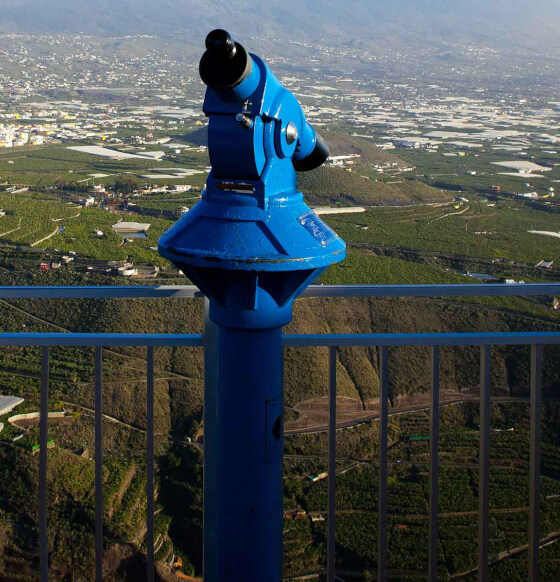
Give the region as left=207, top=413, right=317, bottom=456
left=297, top=211, right=338, bottom=246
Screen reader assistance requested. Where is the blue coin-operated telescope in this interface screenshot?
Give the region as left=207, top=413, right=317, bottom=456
left=159, top=29, right=345, bottom=582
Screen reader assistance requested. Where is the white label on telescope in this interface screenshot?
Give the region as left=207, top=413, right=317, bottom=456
left=297, top=211, right=338, bottom=247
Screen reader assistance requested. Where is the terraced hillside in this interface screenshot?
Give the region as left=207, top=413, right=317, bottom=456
left=0, top=192, right=171, bottom=265
left=284, top=404, right=560, bottom=579
left=324, top=200, right=560, bottom=267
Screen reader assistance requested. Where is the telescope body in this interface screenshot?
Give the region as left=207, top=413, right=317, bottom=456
left=159, top=30, right=345, bottom=582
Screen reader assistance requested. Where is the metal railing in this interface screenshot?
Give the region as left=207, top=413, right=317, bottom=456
left=1, top=283, right=559, bottom=582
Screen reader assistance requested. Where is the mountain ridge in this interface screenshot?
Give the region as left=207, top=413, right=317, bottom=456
left=0, top=0, right=559, bottom=54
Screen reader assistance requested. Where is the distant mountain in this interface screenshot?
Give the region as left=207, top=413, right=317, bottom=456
left=0, top=0, right=559, bottom=54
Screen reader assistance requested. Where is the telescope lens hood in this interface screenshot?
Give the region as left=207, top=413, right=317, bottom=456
left=293, top=133, right=330, bottom=172
left=200, top=29, right=253, bottom=91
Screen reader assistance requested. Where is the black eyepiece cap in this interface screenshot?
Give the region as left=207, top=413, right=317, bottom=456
left=293, top=133, right=330, bottom=172
left=205, top=29, right=236, bottom=57
left=200, top=29, right=252, bottom=91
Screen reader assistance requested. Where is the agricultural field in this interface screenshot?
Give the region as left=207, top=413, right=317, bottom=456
left=0, top=192, right=84, bottom=246
left=0, top=143, right=208, bottom=189
left=324, top=199, right=560, bottom=266
left=40, top=210, right=173, bottom=266
left=397, top=147, right=560, bottom=197
left=0, top=130, right=559, bottom=581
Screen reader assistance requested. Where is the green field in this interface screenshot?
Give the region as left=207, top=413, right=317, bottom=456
left=0, top=133, right=559, bottom=581
left=0, top=192, right=84, bottom=245
left=0, top=192, right=174, bottom=265
left=324, top=200, right=560, bottom=266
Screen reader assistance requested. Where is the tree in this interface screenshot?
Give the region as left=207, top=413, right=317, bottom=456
left=114, top=176, right=139, bottom=194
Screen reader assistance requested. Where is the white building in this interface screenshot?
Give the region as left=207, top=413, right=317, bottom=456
left=0, top=395, right=25, bottom=416
left=81, top=197, right=95, bottom=207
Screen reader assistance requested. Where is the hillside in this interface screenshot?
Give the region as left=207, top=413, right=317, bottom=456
left=301, top=131, right=450, bottom=205
left=183, top=125, right=208, bottom=147
left=0, top=252, right=559, bottom=577
left=298, top=166, right=450, bottom=206
left=181, top=127, right=451, bottom=206
left=323, top=131, right=402, bottom=166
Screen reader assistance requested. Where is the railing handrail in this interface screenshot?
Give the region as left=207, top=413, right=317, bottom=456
left=0, top=332, right=204, bottom=346
left=0, top=331, right=558, bottom=347
left=0, top=282, right=557, bottom=299
left=282, top=331, right=560, bottom=347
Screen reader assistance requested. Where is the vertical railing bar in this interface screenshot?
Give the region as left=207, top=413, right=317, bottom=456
left=146, top=346, right=155, bottom=582
left=478, top=345, right=491, bottom=582
left=529, top=344, right=542, bottom=582
left=39, top=346, right=50, bottom=582
left=429, top=346, right=440, bottom=581
left=327, top=346, right=337, bottom=582
left=378, top=346, right=389, bottom=582
left=94, top=346, right=103, bottom=582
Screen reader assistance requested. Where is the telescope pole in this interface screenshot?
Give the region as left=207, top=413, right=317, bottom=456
left=204, top=322, right=284, bottom=582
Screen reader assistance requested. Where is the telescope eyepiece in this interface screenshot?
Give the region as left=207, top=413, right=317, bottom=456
left=205, top=29, right=237, bottom=59
left=200, top=29, right=253, bottom=91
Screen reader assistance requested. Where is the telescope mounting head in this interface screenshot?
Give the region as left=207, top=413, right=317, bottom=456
left=199, top=29, right=330, bottom=204
left=158, top=30, right=345, bottom=329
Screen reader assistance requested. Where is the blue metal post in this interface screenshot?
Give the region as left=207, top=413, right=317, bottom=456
left=205, top=327, right=284, bottom=580
left=159, top=29, right=346, bottom=582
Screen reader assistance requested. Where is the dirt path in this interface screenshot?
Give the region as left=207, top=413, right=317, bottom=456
left=31, top=227, right=58, bottom=247
left=53, top=211, right=81, bottom=221
left=61, top=400, right=148, bottom=434
left=61, top=400, right=199, bottom=452
left=285, top=395, right=553, bottom=435
left=0, top=218, right=22, bottom=237
left=0, top=298, right=69, bottom=331
left=428, top=205, right=470, bottom=224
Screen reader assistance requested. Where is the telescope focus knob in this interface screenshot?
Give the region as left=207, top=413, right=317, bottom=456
left=286, top=122, right=299, bottom=145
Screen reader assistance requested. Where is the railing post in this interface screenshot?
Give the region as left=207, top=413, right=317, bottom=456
left=94, top=347, right=103, bottom=582
left=146, top=346, right=155, bottom=582
left=39, top=346, right=50, bottom=582
left=202, top=298, right=218, bottom=580
left=529, top=345, right=542, bottom=581
left=327, top=346, right=337, bottom=582
left=429, top=346, right=440, bottom=581
left=378, top=346, right=389, bottom=582
left=478, top=345, right=491, bottom=582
